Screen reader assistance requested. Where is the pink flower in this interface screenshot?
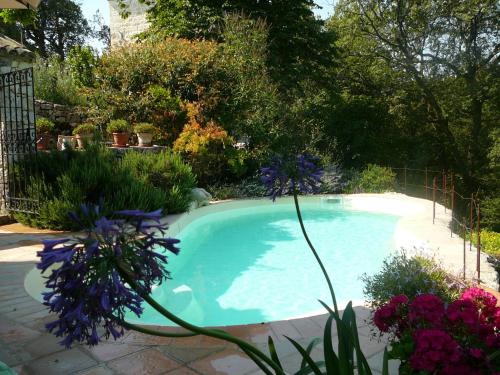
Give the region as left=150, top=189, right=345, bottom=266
left=409, top=294, right=445, bottom=326
left=390, top=294, right=409, bottom=306
left=461, top=288, right=498, bottom=323
left=469, top=348, right=484, bottom=359
left=373, top=304, right=397, bottom=332
left=409, top=329, right=462, bottom=372
left=447, top=299, right=480, bottom=329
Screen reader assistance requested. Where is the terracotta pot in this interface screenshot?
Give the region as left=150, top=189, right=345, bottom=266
left=75, top=134, right=92, bottom=149
left=136, top=132, right=153, bottom=147
left=112, top=132, right=129, bottom=147
left=36, top=133, right=51, bottom=150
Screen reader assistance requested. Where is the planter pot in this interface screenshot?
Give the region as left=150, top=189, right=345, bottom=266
left=112, top=132, right=129, bottom=147
left=57, top=135, right=76, bottom=150
left=36, top=133, right=51, bottom=150
left=136, top=132, right=153, bottom=147
left=75, top=134, right=92, bottom=149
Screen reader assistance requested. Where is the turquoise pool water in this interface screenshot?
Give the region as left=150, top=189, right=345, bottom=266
left=128, top=201, right=399, bottom=327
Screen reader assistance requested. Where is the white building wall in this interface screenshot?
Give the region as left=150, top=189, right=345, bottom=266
left=108, top=0, right=151, bottom=46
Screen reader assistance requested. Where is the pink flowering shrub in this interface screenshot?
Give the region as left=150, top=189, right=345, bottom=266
left=373, top=288, right=500, bottom=374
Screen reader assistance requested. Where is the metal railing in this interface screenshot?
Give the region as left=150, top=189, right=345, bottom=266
left=391, top=167, right=482, bottom=282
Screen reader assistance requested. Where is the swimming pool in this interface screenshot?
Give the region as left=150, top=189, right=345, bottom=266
left=127, top=198, right=399, bottom=327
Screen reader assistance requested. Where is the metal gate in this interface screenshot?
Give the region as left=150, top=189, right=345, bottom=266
left=0, top=67, right=38, bottom=214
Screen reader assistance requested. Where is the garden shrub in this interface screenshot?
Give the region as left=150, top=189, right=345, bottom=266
left=120, top=150, right=196, bottom=213
left=345, top=164, right=396, bottom=193
left=33, top=55, right=86, bottom=106
left=36, top=117, right=55, bottom=134
left=173, top=103, right=246, bottom=185
left=469, top=230, right=500, bottom=256
left=13, top=146, right=193, bottom=230
left=207, top=176, right=268, bottom=200
left=481, top=197, right=500, bottom=232
left=362, top=252, right=465, bottom=310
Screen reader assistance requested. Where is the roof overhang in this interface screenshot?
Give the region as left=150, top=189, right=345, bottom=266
left=0, top=0, right=40, bottom=9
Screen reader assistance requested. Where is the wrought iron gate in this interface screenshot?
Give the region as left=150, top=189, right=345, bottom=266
left=0, top=67, right=38, bottom=214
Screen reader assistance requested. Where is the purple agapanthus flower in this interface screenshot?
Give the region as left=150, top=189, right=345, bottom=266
left=261, top=154, right=323, bottom=201
left=37, top=204, right=179, bottom=348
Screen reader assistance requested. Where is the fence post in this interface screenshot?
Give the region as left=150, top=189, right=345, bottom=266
left=442, top=170, right=447, bottom=213
left=433, top=177, right=437, bottom=224
left=477, top=200, right=481, bottom=282
left=450, top=172, right=454, bottom=238
left=469, top=194, right=474, bottom=252
left=463, top=217, right=466, bottom=280
left=404, top=166, right=407, bottom=193
left=425, top=167, right=428, bottom=199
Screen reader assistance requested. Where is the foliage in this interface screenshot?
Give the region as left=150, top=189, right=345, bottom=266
left=345, top=164, right=396, bottom=193
left=481, top=197, right=500, bottom=233
left=373, top=288, right=500, bottom=374
left=36, top=117, right=55, bottom=134
left=133, top=0, right=337, bottom=90
left=0, top=0, right=92, bottom=59
left=67, top=46, right=100, bottom=88
left=120, top=150, right=196, bottom=214
left=362, top=253, right=464, bottom=310
left=107, top=119, right=130, bottom=134
left=13, top=146, right=193, bottom=230
left=469, top=230, right=500, bottom=257
left=173, top=103, right=245, bottom=185
left=207, top=176, right=269, bottom=200
left=33, top=55, right=85, bottom=106
left=333, top=0, right=500, bottom=192
left=133, top=123, right=155, bottom=134
left=72, top=124, right=96, bottom=136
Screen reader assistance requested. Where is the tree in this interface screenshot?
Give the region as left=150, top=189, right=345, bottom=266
left=118, top=0, right=337, bottom=91
left=0, top=0, right=92, bottom=59
left=92, top=10, right=111, bottom=50
left=334, top=0, right=499, bottom=191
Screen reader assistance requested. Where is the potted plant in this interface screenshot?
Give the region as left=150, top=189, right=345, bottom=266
left=35, top=117, right=55, bottom=150
left=133, top=123, right=155, bottom=147
left=107, top=119, right=130, bottom=147
left=72, top=123, right=96, bottom=149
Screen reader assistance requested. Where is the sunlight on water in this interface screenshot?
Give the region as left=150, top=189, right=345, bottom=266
left=127, top=202, right=399, bottom=326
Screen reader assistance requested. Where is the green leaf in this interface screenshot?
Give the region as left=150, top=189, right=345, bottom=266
left=267, top=336, right=283, bottom=371
left=301, top=338, right=321, bottom=369
left=241, top=347, right=274, bottom=375
left=323, top=313, right=340, bottom=373
left=284, top=336, right=323, bottom=375
left=382, top=348, right=389, bottom=375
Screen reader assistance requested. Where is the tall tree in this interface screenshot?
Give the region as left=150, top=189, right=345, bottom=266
left=0, top=0, right=92, bottom=59
left=119, top=0, right=337, bottom=91
left=334, top=0, right=499, bottom=190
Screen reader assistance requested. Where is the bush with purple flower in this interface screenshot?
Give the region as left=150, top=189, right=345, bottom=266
left=38, top=205, right=179, bottom=347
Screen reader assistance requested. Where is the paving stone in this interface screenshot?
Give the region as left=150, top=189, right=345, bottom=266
left=107, top=348, right=181, bottom=375
left=159, top=344, right=223, bottom=364
left=189, top=349, right=259, bottom=375
left=163, top=367, right=201, bottom=375
left=0, top=340, right=32, bottom=367
left=24, top=348, right=98, bottom=375
left=0, top=319, right=41, bottom=344
left=21, top=333, right=66, bottom=359
left=269, top=321, right=301, bottom=341
left=85, top=342, right=145, bottom=362
left=289, top=317, right=324, bottom=338
left=77, top=365, right=116, bottom=375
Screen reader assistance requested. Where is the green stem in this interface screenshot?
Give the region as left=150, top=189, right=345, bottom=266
left=120, top=320, right=199, bottom=338
left=116, top=263, right=285, bottom=375
left=292, top=191, right=338, bottom=312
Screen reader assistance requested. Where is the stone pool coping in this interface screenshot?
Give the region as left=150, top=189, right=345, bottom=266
left=0, top=193, right=497, bottom=374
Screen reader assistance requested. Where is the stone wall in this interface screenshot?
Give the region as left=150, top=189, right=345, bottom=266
left=35, top=100, right=87, bottom=127
left=108, top=0, right=151, bottom=46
